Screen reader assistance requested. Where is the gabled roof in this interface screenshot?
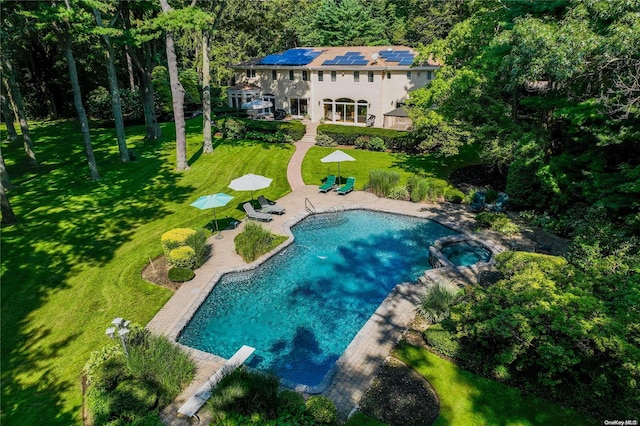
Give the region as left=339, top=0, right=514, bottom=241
left=383, top=106, right=410, bottom=117
left=232, top=46, right=439, bottom=69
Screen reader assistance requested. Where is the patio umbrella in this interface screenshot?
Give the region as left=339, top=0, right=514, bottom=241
left=320, top=150, right=356, bottom=185
left=190, top=193, right=234, bottom=238
left=240, top=99, right=273, bottom=110
left=228, top=173, right=273, bottom=200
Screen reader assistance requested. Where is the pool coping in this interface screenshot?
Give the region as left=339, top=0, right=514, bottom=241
left=164, top=205, right=499, bottom=394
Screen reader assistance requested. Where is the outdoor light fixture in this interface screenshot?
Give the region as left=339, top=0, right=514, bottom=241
left=106, top=317, right=130, bottom=357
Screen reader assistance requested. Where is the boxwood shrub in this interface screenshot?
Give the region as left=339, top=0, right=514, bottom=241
left=167, top=267, right=195, bottom=282
left=305, top=396, right=337, bottom=425
left=317, top=124, right=412, bottom=151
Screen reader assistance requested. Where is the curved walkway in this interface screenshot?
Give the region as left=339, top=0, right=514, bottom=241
left=286, top=120, right=318, bottom=190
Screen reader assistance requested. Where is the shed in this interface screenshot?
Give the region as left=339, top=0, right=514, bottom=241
left=383, top=106, right=412, bottom=130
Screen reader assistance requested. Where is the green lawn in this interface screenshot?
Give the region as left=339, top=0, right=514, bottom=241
left=0, top=119, right=293, bottom=425
left=301, top=144, right=481, bottom=189
left=395, top=343, right=594, bottom=425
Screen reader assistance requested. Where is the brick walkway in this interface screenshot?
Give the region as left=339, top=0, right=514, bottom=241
left=151, top=127, right=545, bottom=424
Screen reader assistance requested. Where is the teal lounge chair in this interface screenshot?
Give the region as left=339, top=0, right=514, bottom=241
left=336, top=177, right=355, bottom=195
left=470, top=191, right=486, bottom=212
left=319, top=175, right=336, bottom=193
left=490, top=192, right=508, bottom=212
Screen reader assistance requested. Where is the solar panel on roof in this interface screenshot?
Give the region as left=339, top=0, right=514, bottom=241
left=346, top=51, right=361, bottom=56
left=399, top=59, right=414, bottom=65
left=352, top=60, right=369, bottom=65
left=257, top=48, right=321, bottom=65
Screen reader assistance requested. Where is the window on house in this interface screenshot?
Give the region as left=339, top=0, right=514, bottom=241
left=318, top=71, right=324, bottom=82
left=368, top=71, right=374, bottom=83
left=272, top=70, right=277, bottom=80
left=386, top=72, right=391, bottom=79
left=426, top=70, right=433, bottom=80
left=406, top=71, right=412, bottom=80
left=354, top=71, right=359, bottom=82
left=289, top=70, right=294, bottom=80
left=246, top=69, right=256, bottom=78
left=302, top=70, right=308, bottom=81
left=331, top=71, right=337, bottom=82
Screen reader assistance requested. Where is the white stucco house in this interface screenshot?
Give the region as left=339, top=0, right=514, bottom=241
left=227, top=46, right=439, bottom=129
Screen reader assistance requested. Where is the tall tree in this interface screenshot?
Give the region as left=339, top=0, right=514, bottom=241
left=2, top=58, right=37, bottom=166
left=0, top=144, right=14, bottom=190
left=1, top=90, right=18, bottom=142
left=92, top=5, right=129, bottom=162
left=159, top=0, right=188, bottom=171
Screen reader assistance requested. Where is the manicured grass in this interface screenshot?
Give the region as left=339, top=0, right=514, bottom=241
left=301, top=144, right=481, bottom=189
left=394, top=342, right=593, bottom=426
left=0, top=118, right=293, bottom=425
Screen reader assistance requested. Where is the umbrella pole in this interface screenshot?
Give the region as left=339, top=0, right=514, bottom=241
left=214, top=208, right=223, bottom=239
left=338, top=162, right=341, bottom=186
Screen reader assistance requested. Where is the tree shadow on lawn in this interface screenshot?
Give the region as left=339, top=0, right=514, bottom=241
left=1, top=120, right=194, bottom=424
left=390, top=145, right=482, bottom=179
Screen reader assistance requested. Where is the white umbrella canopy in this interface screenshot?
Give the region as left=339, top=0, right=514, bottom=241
left=320, top=150, right=356, bottom=185
left=240, top=99, right=273, bottom=110
left=228, top=173, right=273, bottom=199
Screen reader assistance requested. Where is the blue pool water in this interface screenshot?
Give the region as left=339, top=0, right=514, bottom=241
left=441, top=241, right=491, bottom=266
left=178, top=210, right=457, bottom=387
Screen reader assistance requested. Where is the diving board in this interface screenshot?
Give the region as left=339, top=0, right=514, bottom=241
left=177, top=345, right=255, bottom=418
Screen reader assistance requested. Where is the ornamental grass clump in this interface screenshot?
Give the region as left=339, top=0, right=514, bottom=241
left=234, top=223, right=286, bottom=262
left=408, top=176, right=451, bottom=202
left=368, top=169, right=400, bottom=198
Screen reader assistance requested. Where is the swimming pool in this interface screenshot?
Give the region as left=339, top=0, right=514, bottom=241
left=177, top=210, right=457, bottom=387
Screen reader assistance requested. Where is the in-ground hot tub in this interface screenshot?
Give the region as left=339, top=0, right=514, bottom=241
left=429, top=235, right=492, bottom=268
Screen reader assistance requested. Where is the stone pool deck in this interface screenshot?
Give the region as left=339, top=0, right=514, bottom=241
left=152, top=185, right=527, bottom=425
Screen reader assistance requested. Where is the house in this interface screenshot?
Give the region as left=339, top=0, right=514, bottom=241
left=228, top=46, right=439, bottom=129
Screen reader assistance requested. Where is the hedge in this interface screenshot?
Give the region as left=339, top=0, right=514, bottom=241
left=317, top=124, right=412, bottom=151
left=167, top=246, right=196, bottom=269
left=214, top=117, right=306, bottom=141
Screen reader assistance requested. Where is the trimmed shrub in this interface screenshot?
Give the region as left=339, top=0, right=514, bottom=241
left=367, top=137, right=387, bottom=152
left=476, top=212, right=520, bottom=235
left=161, top=228, right=196, bottom=256
left=305, top=396, right=337, bottom=425
left=354, top=135, right=370, bottom=149
left=445, top=188, right=465, bottom=203
left=368, top=169, right=400, bottom=198
left=167, top=246, right=196, bottom=269
left=235, top=222, right=287, bottom=262
left=222, top=118, right=246, bottom=139
left=167, top=267, right=194, bottom=282
left=388, top=185, right=409, bottom=200
left=317, top=124, right=411, bottom=151
left=316, top=133, right=337, bottom=147
left=423, top=323, right=460, bottom=358
left=279, top=120, right=306, bottom=141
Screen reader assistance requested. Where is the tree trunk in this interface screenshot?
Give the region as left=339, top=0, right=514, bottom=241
left=93, top=8, right=129, bottom=162
left=128, top=48, right=161, bottom=140
left=0, top=176, right=16, bottom=225
left=63, top=35, right=100, bottom=180
left=1, top=91, right=18, bottom=142
left=3, top=59, right=37, bottom=165
left=202, top=31, right=213, bottom=153
left=0, top=145, right=14, bottom=190
left=125, top=52, right=136, bottom=91
left=160, top=0, right=188, bottom=171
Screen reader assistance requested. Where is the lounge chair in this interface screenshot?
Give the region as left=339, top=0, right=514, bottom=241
left=490, top=192, right=508, bottom=212
left=336, top=177, right=355, bottom=195
left=257, top=195, right=285, bottom=215
left=470, top=191, right=486, bottom=212
left=319, top=175, right=336, bottom=193
left=243, top=202, right=272, bottom=221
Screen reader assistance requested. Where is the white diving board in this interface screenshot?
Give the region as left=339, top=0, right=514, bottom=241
left=178, top=345, right=255, bottom=418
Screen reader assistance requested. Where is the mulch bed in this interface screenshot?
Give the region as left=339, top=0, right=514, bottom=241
left=141, top=255, right=181, bottom=291
left=359, top=357, right=440, bottom=426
